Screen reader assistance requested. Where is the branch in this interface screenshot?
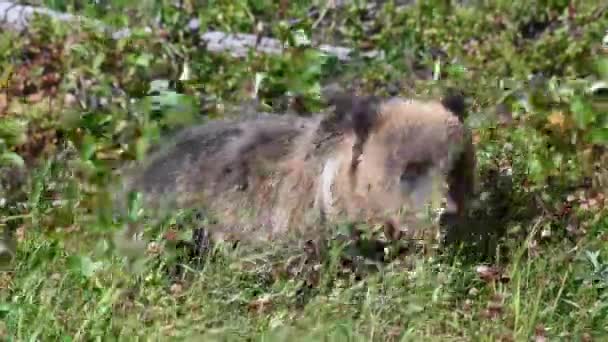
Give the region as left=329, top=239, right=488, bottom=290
left=0, top=1, right=382, bottom=62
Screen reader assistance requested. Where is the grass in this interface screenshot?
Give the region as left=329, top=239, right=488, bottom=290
left=1, top=0, right=608, bottom=340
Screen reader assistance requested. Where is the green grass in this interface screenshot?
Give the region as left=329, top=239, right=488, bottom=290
left=1, top=0, right=608, bottom=340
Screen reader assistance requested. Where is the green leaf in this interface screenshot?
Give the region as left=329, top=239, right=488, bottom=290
left=0, top=64, right=13, bottom=88
left=585, top=250, right=601, bottom=272
left=0, top=151, right=25, bottom=168
left=127, top=191, right=143, bottom=222
left=80, top=134, right=97, bottom=161
left=67, top=255, right=102, bottom=278
left=69, top=44, right=90, bottom=59
left=0, top=303, right=13, bottom=317
left=0, top=118, right=27, bottom=146
left=92, top=52, right=106, bottom=71
left=179, top=61, right=192, bottom=81
left=570, top=96, right=596, bottom=129
left=433, top=59, right=441, bottom=81
left=291, top=29, right=311, bottom=48
left=150, top=90, right=198, bottom=128
left=595, top=58, right=608, bottom=80
left=135, top=136, right=149, bottom=162
left=587, top=128, right=608, bottom=145
left=129, top=27, right=154, bottom=40
left=528, top=157, right=545, bottom=183
left=446, top=64, right=467, bottom=78
left=135, top=53, right=154, bottom=68
left=149, top=79, right=170, bottom=94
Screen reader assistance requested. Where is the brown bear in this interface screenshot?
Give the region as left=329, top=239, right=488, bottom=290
left=118, top=91, right=476, bottom=250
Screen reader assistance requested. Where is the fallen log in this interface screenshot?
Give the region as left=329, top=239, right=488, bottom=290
left=0, top=1, right=382, bottom=62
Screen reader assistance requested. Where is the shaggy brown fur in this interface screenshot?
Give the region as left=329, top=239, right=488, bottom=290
left=120, top=93, right=476, bottom=247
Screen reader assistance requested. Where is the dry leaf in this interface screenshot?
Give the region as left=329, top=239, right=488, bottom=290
left=488, top=301, right=503, bottom=314
left=306, top=267, right=321, bottom=287
left=15, top=226, right=26, bottom=243
left=0, top=320, right=6, bottom=339
left=248, top=295, right=273, bottom=314
left=566, top=221, right=585, bottom=237
left=387, top=326, right=402, bottom=340
left=481, top=305, right=502, bottom=320
left=476, top=265, right=501, bottom=282
left=63, top=93, right=77, bottom=107
left=0, top=273, right=13, bottom=290
left=383, top=219, right=403, bottom=241
left=472, top=131, right=481, bottom=145
left=535, top=325, right=547, bottom=342
left=567, top=2, right=576, bottom=20
left=541, top=226, right=552, bottom=239
left=528, top=239, right=540, bottom=257
left=164, top=229, right=178, bottom=241
left=279, top=0, right=288, bottom=18
left=42, top=72, right=60, bottom=87
left=490, top=293, right=504, bottom=303
left=546, top=111, right=566, bottom=130
left=547, top=111, right=565, bottom=125
left=498, top=335, right=514, bottom=342
left=170, top=282, right=183, bottom=296
left=496, top=103, right=513, bottom=126
left=26, top=92, right=44, bottom=104
left=0, top=93, right=7, bottom=114
left=146, top=241, right=163, bottom=255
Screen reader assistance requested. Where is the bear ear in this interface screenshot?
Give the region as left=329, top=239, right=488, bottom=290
left=324, top=91, right=381, bottom=144
left=440, top=88, right=467, bottom=122
left=324, top=91, right=381, bottom=174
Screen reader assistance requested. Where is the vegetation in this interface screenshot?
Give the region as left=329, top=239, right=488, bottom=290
left=1, top=0, right=608, bottom=340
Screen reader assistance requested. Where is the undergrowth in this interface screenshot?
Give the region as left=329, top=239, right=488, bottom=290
left=1, top=0, right=607, bottom=340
